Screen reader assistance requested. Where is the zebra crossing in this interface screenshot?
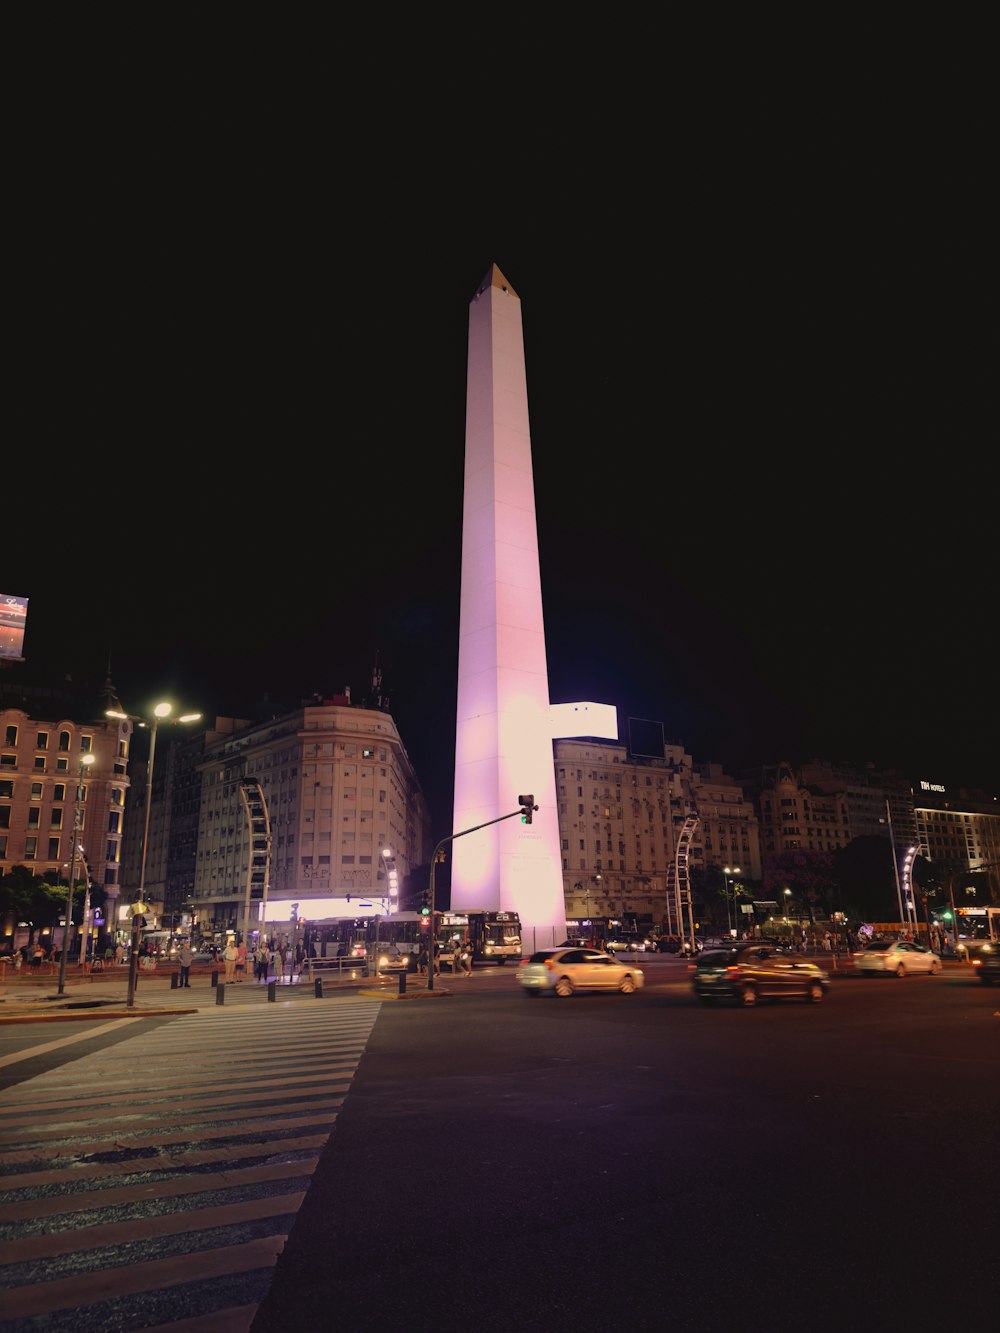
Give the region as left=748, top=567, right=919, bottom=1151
left=0, top=998, right=384, bottom=1330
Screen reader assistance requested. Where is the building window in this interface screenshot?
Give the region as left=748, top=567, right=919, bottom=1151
left=31, top=783, right=43, bottom=799
left=53, top=783, right=65, bottom=801
left=0, top=834, right=6, bottom=857
left=4, top=726, right=16, bottom=746
left=57, top=758, right=69, bottom=771
left=51, top=809, right=63, bottom=829
left=48, top=837, right=60, bottom=859
left=0, top=808, right=10, bottom=829
left=34, top=756, right=46, bottom=770
left=80, top=735, right=93, bottom=753
left=0, top=754, right=15, bottom=769
left=25, top=836, right=37, bottom=860
left=28, top=808, right=40, bottom=828
left=341, top=855, right=355, bottom=864
left=58, top=731, right=71, bottom=751
left=0, top=780, right=11, bottom=798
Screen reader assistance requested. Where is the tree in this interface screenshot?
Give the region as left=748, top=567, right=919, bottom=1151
left=762, top=848, right=837, bottom=922
left=833, top=837, right=900, bottom=921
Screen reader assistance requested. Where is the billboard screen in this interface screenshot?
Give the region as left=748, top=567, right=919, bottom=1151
left=627, top=717, right=665, bottom=759
left=0, top=594, right=28, bottom=661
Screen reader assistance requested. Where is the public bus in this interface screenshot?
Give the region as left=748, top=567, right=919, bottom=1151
left=311, top=912, right=425, bottom=961
left=950, top=906, right=1000, bottom=956
left=437, top=910, right=521, bottom=966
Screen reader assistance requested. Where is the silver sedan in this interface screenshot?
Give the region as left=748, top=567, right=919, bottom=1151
left=516, top=947, right=645, bottom=998
left=853, top=940, right=942, bottom=977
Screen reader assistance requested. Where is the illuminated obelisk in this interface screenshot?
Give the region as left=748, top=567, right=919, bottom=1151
left=451, top=264, right=566, bottom=950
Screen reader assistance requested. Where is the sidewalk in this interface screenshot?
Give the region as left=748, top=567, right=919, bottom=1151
left=0, top=963, right=454, bottom=1023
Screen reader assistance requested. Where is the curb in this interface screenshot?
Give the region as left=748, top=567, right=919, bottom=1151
left=357, top=987, right=453, bottom=1000
left=0, top=1008, right=198, bottom=1024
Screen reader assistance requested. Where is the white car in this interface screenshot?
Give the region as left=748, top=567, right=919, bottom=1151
left=854, top=940, right=942, bottom=977
left=516, top=947, right=645, bottom=998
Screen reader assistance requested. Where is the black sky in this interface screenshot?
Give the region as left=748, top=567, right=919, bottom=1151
left=8, top=38, right=996, bottom=836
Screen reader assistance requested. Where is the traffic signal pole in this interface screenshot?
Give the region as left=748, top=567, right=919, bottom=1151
left=426, top=800, right=536, bottom=992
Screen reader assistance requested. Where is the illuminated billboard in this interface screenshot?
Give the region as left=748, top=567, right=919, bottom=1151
left=0, top=594, right=28, bottom=661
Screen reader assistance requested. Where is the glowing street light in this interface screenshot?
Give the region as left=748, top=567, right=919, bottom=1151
left=56, top=752, right=96, bottom=996
left=723, top=866, right=742, bottom=937
left=107, top=701, right=202, bottom=1008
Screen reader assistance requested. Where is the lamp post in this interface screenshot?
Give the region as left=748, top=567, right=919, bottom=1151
left=723, top=866, right=741, bottom=937
left=783, top=887, right=793, bottom=938
left=107, top=701, right=202, bottom=1008
left=371, top=847, right=398, bottom=976
left=56, top=752, right=96, bottom=996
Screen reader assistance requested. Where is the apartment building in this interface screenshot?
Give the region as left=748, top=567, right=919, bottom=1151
left=0, top=703, right=131, bottom=939
left=189, top=697, right=431, bottom=935
left=554, top=737, right=761, bottom=930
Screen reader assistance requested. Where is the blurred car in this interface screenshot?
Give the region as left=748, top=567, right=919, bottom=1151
left=692, top=944, right=829, bottom=1006
left=605, top=935, right=648, bottom=953
left=516, top=947, right=645, bottom=997
left=970, top=942, right=1000, bottom=985
left=853, top=940, right=942, bottom=977
left=366, top=942, right=408, bottom=974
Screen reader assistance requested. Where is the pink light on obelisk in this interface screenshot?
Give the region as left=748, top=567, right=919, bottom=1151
left=451, top=264, right=566, bottom=951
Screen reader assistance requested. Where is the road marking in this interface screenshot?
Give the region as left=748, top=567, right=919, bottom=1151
left=0, top=1015, right=140, bottom=1067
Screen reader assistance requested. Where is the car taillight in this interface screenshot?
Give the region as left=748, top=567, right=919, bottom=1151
left=971, top=958, right=982, bottom=968
left=726, top=966, right=742, bottom=978
left=545, top=959, right=557, bottom=971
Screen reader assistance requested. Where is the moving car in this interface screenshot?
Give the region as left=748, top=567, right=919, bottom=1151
left=366, top=942, right=408, bottom=975
left=853, top=939, right=942, bottom=977
left=970, top=942, right=1000, bottom=985
left=516, top=947, right=645, bottom=998
left=691, top=944, right=829, bottom=1006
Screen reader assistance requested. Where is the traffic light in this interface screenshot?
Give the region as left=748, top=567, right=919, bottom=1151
left=518, top=794, right=536, bottom=824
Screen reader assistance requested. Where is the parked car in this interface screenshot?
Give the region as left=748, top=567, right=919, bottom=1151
left=692, top=944, right=829, bottom=1006
left=516, top=947, right=645, bottom=998
left=970, top=942, right=1000, bottom=985
left=853, top=940, right=942, bottom=977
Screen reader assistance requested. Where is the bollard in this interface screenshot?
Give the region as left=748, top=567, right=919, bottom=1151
left=398, top=971, right=407, bottom=996
left=170, top=972, right=179, bottom=989
left=215, top=984, right=225, bottom=1006
left=314, top=977, right=323, bottom=998
left=211, top=970, right=219, bottom=988
left=267, top=980, right=276, bottom=1002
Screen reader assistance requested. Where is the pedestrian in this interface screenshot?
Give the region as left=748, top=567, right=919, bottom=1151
left=284, top=945, right=294, bottom=981
left=31, top=944, right=44, bottom=971
left=416, top=940, right=427, bottom=975
left=177, top=941, right=193, bottom=988
left=115, top=942, right=125, bottom=965
left=223, top=939, right=238, bottom=983
left=461, top=937, right=473, bottom=976
left=236, top=940, right=247, bottom=982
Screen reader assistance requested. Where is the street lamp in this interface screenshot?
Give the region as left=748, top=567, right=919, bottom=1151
left=722, top=866, right=741, bottom=937
left=57, top=752, right=96, bottom=996
left=107, top=701, right=202, bottom=1008
left=371, top=847, right=398, bottom=976
left=783, top=887, right=793, bottom=933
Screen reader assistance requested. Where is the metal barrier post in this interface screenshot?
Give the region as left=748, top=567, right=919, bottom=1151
left=314, top=977, right=323, bottom=998
left=267, top=980, right=276, bottom=1002
left=211, top=970, right=219, bottom=988
left=215, top=984, right=225, bottom=1006
left=398, top=971, right=407, bottom=996
left=170, top=973, right=179, bottom=989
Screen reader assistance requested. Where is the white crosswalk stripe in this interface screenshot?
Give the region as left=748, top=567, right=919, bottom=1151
left=0, top=1000, right=382, bottom=1330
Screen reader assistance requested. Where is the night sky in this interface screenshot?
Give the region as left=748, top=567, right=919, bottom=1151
left=8, top=42, right=996, bottom=838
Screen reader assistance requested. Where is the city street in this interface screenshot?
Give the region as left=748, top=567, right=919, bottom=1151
left=0, top=960, right=997, bottom=1331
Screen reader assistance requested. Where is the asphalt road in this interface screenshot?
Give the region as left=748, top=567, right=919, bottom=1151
left=252, top=965, right=999, bottom=1333
left=2, top=962, right=997, bottom=1332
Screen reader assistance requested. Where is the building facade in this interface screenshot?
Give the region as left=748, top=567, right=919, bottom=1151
left=555, top=737, right=762, bottom=932
left=186, top=699, right=431, bottom=937
left=1, top=704, right=131, bottom=944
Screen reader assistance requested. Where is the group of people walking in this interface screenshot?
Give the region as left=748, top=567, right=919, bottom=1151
left=413, top=937, right=473, bottom=977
